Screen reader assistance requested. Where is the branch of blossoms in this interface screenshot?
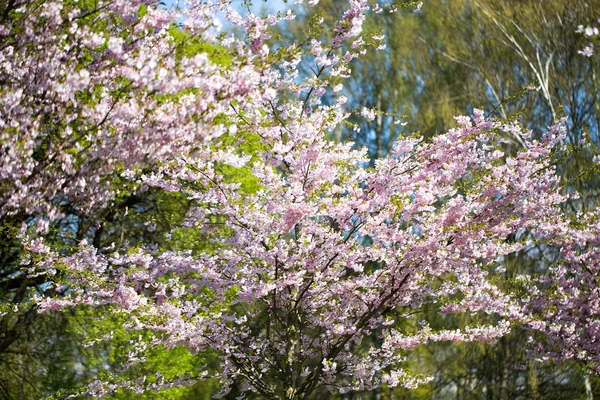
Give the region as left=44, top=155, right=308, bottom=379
left=521, top=198, right=600, bottom=372
left=38, top=105, right=570, bottom=397
left=0, top=0, right=271, bottom=225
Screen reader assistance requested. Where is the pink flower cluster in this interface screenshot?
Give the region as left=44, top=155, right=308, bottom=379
left=577, top=22, right=599, bottom=57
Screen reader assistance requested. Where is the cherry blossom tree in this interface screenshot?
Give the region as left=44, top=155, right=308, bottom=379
left=0, top=0, right=268, bottom=367
left=1, top=0, right=598, bottom=398
left=54, top=111, right=572, bottom=398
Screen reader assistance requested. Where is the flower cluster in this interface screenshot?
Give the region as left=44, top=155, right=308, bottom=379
left=577, top=22, right=599, bottom=57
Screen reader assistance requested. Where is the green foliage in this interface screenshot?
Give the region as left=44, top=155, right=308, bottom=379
left=168, top=25, right=232, bottom=67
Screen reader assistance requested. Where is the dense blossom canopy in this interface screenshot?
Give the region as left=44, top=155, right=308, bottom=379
left=1, top=0, right=599, bottom=398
